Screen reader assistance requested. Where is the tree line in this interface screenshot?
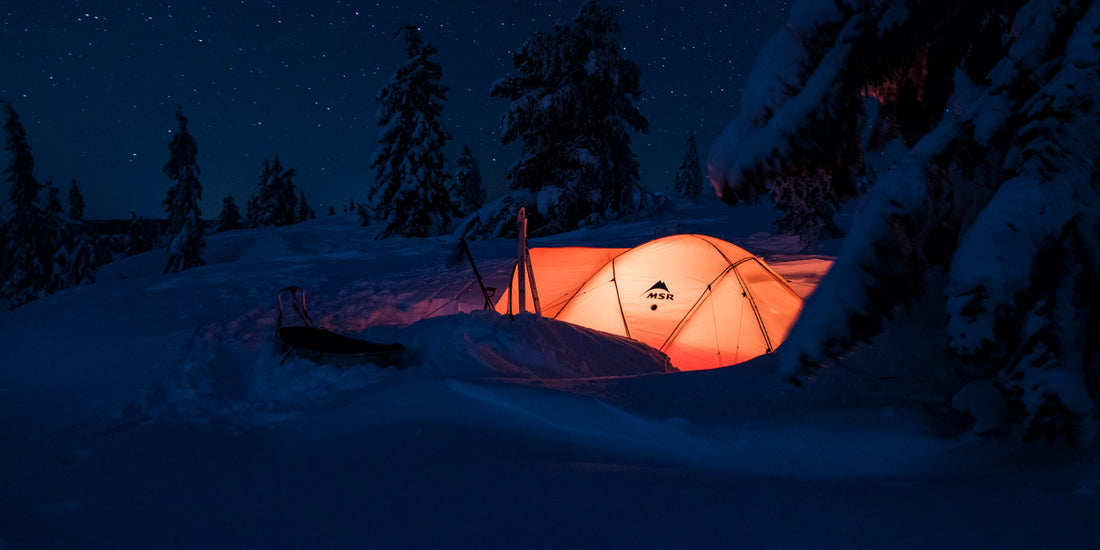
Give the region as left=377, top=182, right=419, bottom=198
left=0, top=102, right=326, bottom=308
left=1, top=0, right=710, bottom=307
left=362, top=2, right=704, bottom=240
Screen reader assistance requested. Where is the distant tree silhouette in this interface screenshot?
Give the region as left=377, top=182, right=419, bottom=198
left=68, top=178, right=85, bottom=221
left=45, top=183, right=96, bottom=292
left=253, top=157, right=300, bottom=227
left=125, top=212, right=157, bottom=256
left=673, top=134, right=702, bottom=202
left=245, top=195, right=260, bottom=228
left=450, top=145, right=485, bottom=217
left=218, top=194, right=244, bottom=232
left=296, top=190, right=315, bottom=222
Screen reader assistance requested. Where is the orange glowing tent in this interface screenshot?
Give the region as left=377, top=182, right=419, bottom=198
left=495, top=234, right=803, bottom=371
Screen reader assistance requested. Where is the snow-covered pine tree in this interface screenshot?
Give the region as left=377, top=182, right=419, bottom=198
left=1, top=100, right=52, bottom=308
left=296, top=190, right=315, bottom=222
left=253, top=158, right=275, bottom=225
left=674, top=134, right=703, bottom=202
left=364, top=24, right=455, bottom=238
left=59, top=226, right=96, bottom=289
left=253, top=157, right=300, bottom=227
left=124, top=212, right=157, bottom=256
left=276, top=164, right=299, bottom=225
left=218, top=194, right=244, bottom=232
left=43, top=184, right=69, bottom=293
left=708, top=0, right=1100, bottom=445
left=245, top=195, right=260, bottom=228
left=44, top=183, right=96, bottom=292
left=162, top=106, right=205, bottom=273
left=770, top=169, right=843, bottom=251
left=450, top=145, right=485, bottom=217
left=488, top=0, right=648, bottom=235
left=68, top=178, right=84, bottom=221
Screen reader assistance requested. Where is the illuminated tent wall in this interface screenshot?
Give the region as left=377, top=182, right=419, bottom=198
left=495, top=234, right=804, bottom=371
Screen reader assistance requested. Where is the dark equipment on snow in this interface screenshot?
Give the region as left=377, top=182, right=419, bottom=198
left=275, top=286, right=405, bottom=367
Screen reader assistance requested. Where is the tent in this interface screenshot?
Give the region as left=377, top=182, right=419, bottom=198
left=495, top=234, right=804, bottom=371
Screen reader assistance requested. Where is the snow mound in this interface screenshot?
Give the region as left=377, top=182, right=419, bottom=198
left=391, top=310, right=675, bottom=379
left=121, top=310, right=674, bottom=430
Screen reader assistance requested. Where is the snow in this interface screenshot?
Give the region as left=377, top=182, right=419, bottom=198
left=707, top=6, right=861, bottom=198
left=3, top=199, right=1099, bottom=548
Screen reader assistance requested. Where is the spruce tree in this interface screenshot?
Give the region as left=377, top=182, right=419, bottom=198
left=68, top=178, right=85, bottom=221
left=59, top=227, right=96, bottom=289
left=365, top=24, right=455, bottom=238
left=44, top=183, right=96, bottom=292
left=296, top=190, right=315, bottom=222
left=162, top=106, right=205, bottom=273
left=218, top=194, right=244, bottom=232
left=450, top=145, right=485, bottom=217
left=245, top=195, right=260, bottom=228
left=490, top=0, right=648, bottom=235
left=1, top=100, right=51, bottom=308
left=709, top=0, right=1100, bottom=445
left=253, top=157, right=300, bottom=227
left=770, top=170, right=843, bottom=251
left=673, top=134, right=703, bottom=202
left=125, top=212, right=156, bottom=256
left=44, top=184, right=69, bottom=293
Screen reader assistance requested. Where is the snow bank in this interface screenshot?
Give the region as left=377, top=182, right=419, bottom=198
left=391, top=311, right=674, bottom=379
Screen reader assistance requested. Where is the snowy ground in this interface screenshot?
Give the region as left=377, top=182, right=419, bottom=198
left=2, top=197, right=1097, bottom=549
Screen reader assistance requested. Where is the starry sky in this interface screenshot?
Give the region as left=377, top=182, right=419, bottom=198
left=1, top=1, right=787, bottom=220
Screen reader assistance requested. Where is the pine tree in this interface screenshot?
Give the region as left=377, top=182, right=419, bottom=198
left=770, top=170, right=843, bottom=251
left=44, top=183, right=96, bottom=292
left=253, top=157, right=300, bottom=227
left=253, top=158, right=277, bottom=226
left=245, top=195, right=260, bottom=228
left=673, top=134, right=703, bottom=202
left=709, top=0, right=1100, bottom=445
left=365, top=24, right=455, bottom=238
left=450, top=145, right=485, bottom=217
left=1, top=100, right=51, bottom=308
left=68, top=178, right=85, bottom=221
left=218, top=194, right=244, bottom=232
left=328, top=205, right=337, bottom=216
left=162, top=106, right=205, bottom=273
left=124, top=212, right=156, bottom=256
left=490, top=0, right=648, bottom=235
left=43, top=184, right=69, bottom=293
left=296, top=190, right=315, bottom=222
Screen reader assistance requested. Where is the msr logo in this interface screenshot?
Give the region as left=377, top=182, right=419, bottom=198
left=643, top=281, right=673, bottom=301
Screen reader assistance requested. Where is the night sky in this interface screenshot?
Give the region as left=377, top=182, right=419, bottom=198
left=1, top=1, right=787, bottom=220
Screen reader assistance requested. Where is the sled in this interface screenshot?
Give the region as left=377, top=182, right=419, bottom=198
left=275, top=286, right=406, bottom=367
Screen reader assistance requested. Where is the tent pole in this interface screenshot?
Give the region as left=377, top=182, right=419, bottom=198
left=517, top=207, right=527, bottom=314
left=524, top=249, right=541, bottom=315
left=459, top=238, right=495, bottom=310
